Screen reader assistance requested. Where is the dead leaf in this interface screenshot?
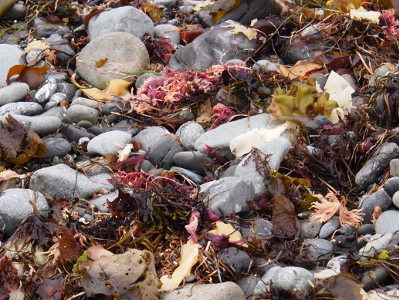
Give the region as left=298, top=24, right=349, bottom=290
left=70, top=74, right=132, bottom=101
left=57, top=227, right=84, bottom=264
left=210, top=0, right=245, bottom=23
left=221, top=20, right=259, bottom=40
left=272, top=196, right=300, bottom=238
left=196, top=98, right=213, bottom=126
left=95, top=58, right=108, bottom=68
left=324, top=273, right=366, bottom=300
left=0, top=115, right=46, bottom=164
left=0, top=170, right=25, bottom=192
left=6, top=65, right=50, bottom=90
left=207, top=221, right=248, bottom=247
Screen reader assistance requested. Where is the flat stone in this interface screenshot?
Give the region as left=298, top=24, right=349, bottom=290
left=0, top=83, right=29, bottom=105
left=170, top=166, right=204, bottom=184
left=0, top=188, right=49, bottom=236
left=88, top=6, right=154, bottom=41
left=66, top=104, right=101, bottom=125
left=390, top=159, right=399, bottom=177
left=32, top=17, right=70, bottom=38
left=0, top=101, right=42, bottom=116
left=319, top=216, right=340, bottom=239
left=173, top=151, right=213, bottom=175
left=30, top=164, right=114, bottom=200
left=0, top=44, right=24, bottom=86
left=87, top=130, right=132, bottom=156
left=300, top=220, right=322, bottom=239
left=217, top=247, right=251, bottom=276
left=76, top=32, right=150, bottom=89
left=177, top=121, right=205, bottom=150
left=0, top=113, right=62, bottom=136
left=375, top=210, right=399, bottom=234
left=305, top=238, right=334, bottom=261
left=383, top=176, right=399, bottom=196
left=154, top=24, right=180, bottom=45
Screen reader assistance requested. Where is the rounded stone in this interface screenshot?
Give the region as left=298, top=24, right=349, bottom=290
left=154, top=24, right=180, bottom=45
left=375, top=210, right=399, bottom=234
left=87, top=130, right=132, bottom=156
left=0, top=83, right=29, bottom=105
left=305, top=238, right=334, bottom=261
left=43, top=137, right=72, bottom=158
left=66, top=104, right=101, bottom=125
left=76, top=32, right=150, bottom=89
left=0, top=44, right=25, bottom=86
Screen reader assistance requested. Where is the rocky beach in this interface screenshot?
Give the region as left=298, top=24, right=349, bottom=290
left=1, top=0, right=399, bottom=299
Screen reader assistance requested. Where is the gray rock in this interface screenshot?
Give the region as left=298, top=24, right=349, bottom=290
left=90, top=192, right=118, bottom=213
left=305, top=238, right=333, bottom=261
left=70, top=97, right=100, bottom=108
left=375, top=210, right=399, bottom=234
left=177, top=121, right=205, bottom=150
left=201, top=177, right=254, bottom=216
left=66, top=104, right=100, bottom=125
left=76, top=32, right=150, bottom=89
left=234, top=137, right=290, bottom=197
left=390, top=159, right=399, bottom=177
left=152, top=0, right=178, bottom=6
left=393, top=191, right=399, bottom=208
left=60, top=123, right=95, bottom=143
left=241, top=218, right=273, bottom=241
left=170, top=166, right=203, bottom=184
left=30, top=164, right=114, bottom=200
left=384, top=176, right=399, bottom=196
left=361, top=265, right=393, bottom=292
left=2, top=2, right=27, bottom=20
left=56, top=82, right=77, bottom=100
left=132, top=126, right=183, bottom=169
left=32, top=17, right=71, bottom=38
left=154, top=24, right=180, bottom=45
left=217, top=247, right=251, bottom=275
left=359, top=233, right=394, bottom=260
left=43, top=137, right=72, bottom=158
left=48, top=92, right=66, bottom=104
left=0, top=44, right=25, bottom=86
left=0, top=113, right=62, bottom=136
left=160, top=282, right=245, bottom=300
left=215, top=0, right=285, bottom=25
left=238, top=276, right=260, bottom=298
left=40, top=107, right=66, bottom=120
left=45, top=34, right=76, bottom=66
left=0, top=83, right=29, bottom=105
left=254, top=266, right=315, bottom=295
left=359, top=189, right=392, bottom=224
left=0, top=101, right=42, bottom=116
left=169, top=21, right=258, bottom=70
left=355, top=143, right=399, bottom=190
left=173, top=151, right=213, bottom=175
left=358, top=223, right=375, bottom=236
left=87, top=130, right=132, bottom=156
left=88, top=6, right=154, bottom=41
left=194, top=113, right=271, bottom=152
left=319, top=216, right=340, bottom=239
left=35, top=79, right=57, bottom=104
left=0, top=188, right=49, bottom=236
left=135, top=73, right=160, bottom=89
left=300, top=220, right=322, bottom=239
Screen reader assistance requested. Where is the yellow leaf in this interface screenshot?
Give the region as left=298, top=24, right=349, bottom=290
left=160, top=240, right=202, bottom=291
left=221, top=20, right=259, bottom=40
left=207, top=221, right=248, bottom=247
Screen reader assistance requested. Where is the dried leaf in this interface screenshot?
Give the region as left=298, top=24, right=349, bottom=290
left=7, top=65, right=50, bottom=90
left=25, top=41, right=50, bottom=52
left=272, top=196, right=300, bottom=238
left=95, top=58, right=108, bottom=68
left=221, top=20, right=259, bottom=40
left=57, top=227, right=84, bottom=264
left=324, top=273, right=366, bottom=300
left=195, top=98, right=213, bottom=126
left=160, top=240, right=202, bottom=291
left=0, top=115, right=46, bottom=164
left=210, top=0, right=245, bottom=23
left=140, top=1, right=163, bottom=23
left=207, top=221, right=247, bottom=247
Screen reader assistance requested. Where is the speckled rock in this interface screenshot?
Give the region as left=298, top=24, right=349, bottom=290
left=0, top=101, right=42, bottom=116
left=177, top=121, right=205, bottom=150
left=87, top=130, right=132, bottom=156
left=375, top=210, right=399, bottom=234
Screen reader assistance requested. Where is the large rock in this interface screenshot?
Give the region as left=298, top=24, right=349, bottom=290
left=0, top=44, right=24, bottom=86
left=76, top=32, right=150, bottom=89
left=0, top=188, right=49, bottom=236
left=88, top=6, right=154, bottom=41
left=0, top=83, right=29, bottom=105
left=0, top=113, right=62, bottom=136
left=169, top=21, right=258, bottom=70
left=30, top=164, right=114, bottom=200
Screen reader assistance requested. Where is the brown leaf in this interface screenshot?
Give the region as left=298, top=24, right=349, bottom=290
left=0, top=115, right=46, bottom=164
left=57, top=227, right=84, bottom=264
left=95, top=58, right=108, bottom=68
left=272, top=196, right=300, bottom=238
left=7, top=65, right=50, bottom=89
left=324, top=273, right=365, bottom=300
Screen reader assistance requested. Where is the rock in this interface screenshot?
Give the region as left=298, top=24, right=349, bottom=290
left=30, top=164, right=114, bottom=200
left=76, top=32, right=150, bottom=89
left=214, top=0, right=285, bottom=25
left=0, top=44, right=24, bottom=86
left=177, top=122, right=205, bottom=150
left=0, top=83, right=29, bottom=105
left=170, top=166, right=203, bottom=184
left=70, top=97, right=100, bottom=108
left=173, top=151, right=213, bottom=175
left=2, top=1, right=26, bottom=20
left=0, top=113, right=62, bottom=136
left=87, top=131, right=132, bottom=156
left=43, top=137, right=72, bottom=158
left=154, top=24, right=180, bottom=45
left=355, top=143, right=399, bottom=190
left=359, top=189, right=392, bottom=224
left=66, top=104, right=101, bottom=125
left=194, top=114, right=271, bottom=152
left=359, top=233, right=394, bottom=260
left=32, top=17, right=71, bottom=38
left=319, top=216, right=340, bottom=239
left=300, top=220, right=322, bottom=239
left=201, top=177, right=254, bottom=216
left=90, top=192, right=118, bottom=213
left=88, top=6, right=154, bottom=41
left=45, top=34, right=76, bottom=66
left=169, top=21, right=258, bottom=70
left=241, top=218, right=273, bottom=241
left=238, top=276, right=260, bottom=298
left=375, top=210, right=399, bottom=234
left=234, top=137, right=290, bottom=197
left=56, top=82, right=77, bottom=100
left=35, top=79, right=58, bottom=104
left=358, top=224, right=375, bottom=236
left=390, top=159, right=399, bottom=177
left=362, top=265, right=393, bottom=291
left=383, top=176, right=399, bottom=196
left=60, top=123, right=95, bottom=143
left=393, top=191, right=399, bottom=208
left=0, top=101, right=42, bottom=116
left=305, top=238, right=333, bottom=261
left=254, top=266, right=315, bottom=295
left=160, top=282, right=245, bottom=300
left=0, top=188, right=49, bottom=236
left=132, top=127, right=183, bottom=169
left=152, top=0, right=179, bottom=6
left=217, top=247, right=251, bottom=276
left=135, top=73, right=160, bottom=89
